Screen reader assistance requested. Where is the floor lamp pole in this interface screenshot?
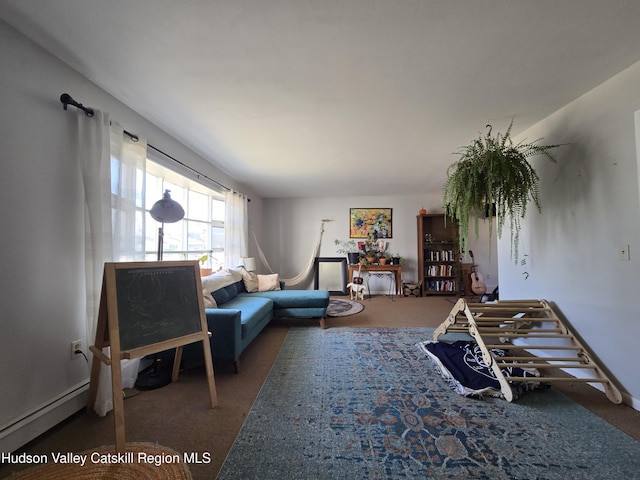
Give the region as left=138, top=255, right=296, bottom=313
left=157, top=224, right=164, bottom=261
left=137, top=191, right=184, bottom=391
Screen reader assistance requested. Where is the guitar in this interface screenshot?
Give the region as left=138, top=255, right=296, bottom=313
left=469, top=250, right=487, bottom=295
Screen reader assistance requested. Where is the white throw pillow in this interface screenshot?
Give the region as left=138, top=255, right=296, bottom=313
left=202, top=289, right=217, bottom=308
left=241, top=269, right=259, bottom=293
left=227, top=267, right=245, bottom=283
left=257, top=273, right=281, bottom=292
left=201, top=270, right=237, bottom=294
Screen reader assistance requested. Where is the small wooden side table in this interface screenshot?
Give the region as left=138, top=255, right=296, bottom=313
left=348, top=264, right=403, bottom=296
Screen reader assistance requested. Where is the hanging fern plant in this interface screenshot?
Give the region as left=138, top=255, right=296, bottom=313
left=443, top=121, right=561, bottom=262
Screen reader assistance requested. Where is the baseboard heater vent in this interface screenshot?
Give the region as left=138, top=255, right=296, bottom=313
left=0, top=381, right=89, bottom=453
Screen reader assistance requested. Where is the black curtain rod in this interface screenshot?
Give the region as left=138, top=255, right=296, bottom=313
left=147, top=143, right=236, bottom=195
left=60, top=93, right=94, bottom=116
left=59, top=93, right=250, bottom=200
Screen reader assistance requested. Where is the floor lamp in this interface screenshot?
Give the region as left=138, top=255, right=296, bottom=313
left=149, top=189, right=185, bottom=260
left=135, top=189, right=185, bottom=390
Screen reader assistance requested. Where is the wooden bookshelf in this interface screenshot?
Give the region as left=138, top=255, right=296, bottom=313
left=417, top=214, right=461, bottom=296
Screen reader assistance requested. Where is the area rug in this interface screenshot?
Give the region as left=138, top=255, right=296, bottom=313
left=326, top=298, right=364, bottom=317
left=216, top=327, right=640, bottom=480
left=7, top=442, right=192, bottom=480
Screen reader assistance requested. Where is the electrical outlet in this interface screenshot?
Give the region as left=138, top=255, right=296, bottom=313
left=619, top=244, right=630, bottom=261
left=71, top=339, right=84, bottom=359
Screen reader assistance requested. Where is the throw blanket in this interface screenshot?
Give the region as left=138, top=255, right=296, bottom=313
left=418, top=340, right=545, bottom=399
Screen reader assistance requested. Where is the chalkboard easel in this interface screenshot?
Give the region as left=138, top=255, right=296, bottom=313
left=87, top=261, right=217, bottom=452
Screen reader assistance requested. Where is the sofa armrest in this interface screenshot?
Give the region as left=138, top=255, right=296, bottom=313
left=205, top=308, right=242, bottom=360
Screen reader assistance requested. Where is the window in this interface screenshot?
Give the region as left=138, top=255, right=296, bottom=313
left=145, top=160, right=226, bottom=269
left=110, top=152, right=226, bottom=269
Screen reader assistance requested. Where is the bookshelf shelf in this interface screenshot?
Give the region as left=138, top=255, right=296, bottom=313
left=417, top=214, right=461, bottom=296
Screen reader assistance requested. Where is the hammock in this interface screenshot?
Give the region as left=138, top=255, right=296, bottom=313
left=252, top=220, right=328, bottom=287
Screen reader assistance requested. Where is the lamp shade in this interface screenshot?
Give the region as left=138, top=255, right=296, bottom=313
left=241, top=257, right=257, bottom=272
left=150, top=190, right=185, bottom=223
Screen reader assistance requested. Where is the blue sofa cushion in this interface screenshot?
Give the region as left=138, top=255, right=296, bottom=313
left=235, top=279, right=248, bottom=294
left=211, top=282, right=239, bottom=306
left=222, top=295, right=273, bottom=337
left=243, top=289, right=329, bottom=309
left=211, top=286, right=230, bottom=305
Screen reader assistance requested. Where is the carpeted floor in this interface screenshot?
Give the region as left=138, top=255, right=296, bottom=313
left=217, top=327, right=640, bottom=479
left=2, top=296, right=639, bottom=480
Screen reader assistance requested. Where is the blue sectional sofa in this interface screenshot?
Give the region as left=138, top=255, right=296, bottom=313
left=186, top=268, right=330, bottom=372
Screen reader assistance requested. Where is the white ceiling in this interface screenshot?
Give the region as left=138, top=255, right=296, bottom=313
left=3, top=1, right=640, bottom=199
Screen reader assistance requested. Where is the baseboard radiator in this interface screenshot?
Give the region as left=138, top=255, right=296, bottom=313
left=0, top=381, right=89, bottom=453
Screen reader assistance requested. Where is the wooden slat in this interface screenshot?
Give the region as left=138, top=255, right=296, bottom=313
left=474, top=332, right=573, bottom=338
left=504, top=376, right=610, bottom=383
left=474, top=327, right=564, bottom=333
left=484, top=344, right=583, bottom=350
left=465, top=306, right=551, bottom=313
left=496, top=363, right=596, bottom=369
left=469, top=316, right=558, bottom=323
left=499, top=356, right=585, bottom=362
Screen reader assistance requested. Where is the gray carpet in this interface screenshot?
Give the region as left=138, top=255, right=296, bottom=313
left=217, top=327, right=640, bottom=480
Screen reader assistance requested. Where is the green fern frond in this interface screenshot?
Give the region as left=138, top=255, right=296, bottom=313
left=442, top=120, right=561, bottom=262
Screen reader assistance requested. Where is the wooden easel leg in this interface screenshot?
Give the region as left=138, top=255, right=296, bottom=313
left=172, top=347, right=183, bottom=383
left=111, top=357, right=126, bottom=452
left=201, top=340, right=218, bottom=408
left=87, top=348, right=102, bottom=410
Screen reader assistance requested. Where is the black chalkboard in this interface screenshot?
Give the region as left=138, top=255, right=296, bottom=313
left=112, top=262, right=203, bottom=352
left=89, top=261, right=217, bottom=450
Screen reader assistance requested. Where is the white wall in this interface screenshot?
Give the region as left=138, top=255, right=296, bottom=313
left=0, top=20, right=260, bottom=451
left=260, top=193, right=497, bottom=293
left=498, top=60, right=640, bottom=407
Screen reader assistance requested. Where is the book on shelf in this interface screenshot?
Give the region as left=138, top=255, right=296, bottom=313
left=425, top=280, right=457, bottom=292
left=425, top=264, right=456, bottom=277
left=425, top=249, right=456, bottom=262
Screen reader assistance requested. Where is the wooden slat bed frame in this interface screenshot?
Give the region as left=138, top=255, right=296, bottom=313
left=433, top=298, right=622, bottom=403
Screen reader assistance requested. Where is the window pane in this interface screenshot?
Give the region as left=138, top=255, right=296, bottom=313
left=189, top=190, right=209, bottom=221
left=163, top=182, right=183, bottom=206
left=212, top=199, right=225, bottom=221
left=146, top=219, right=158, bottom=254
left=162, top=222, right=184, bottom=253
left=146, top=173, right=162, bottom=210
left=211, top=225, right=224, bottom=250
left=210, top=251, right=225, bottom=270
left=141, top=160, right=225, bottom=266
left=161, top=252, right=185, bottom=262
left=187, top=220, right=209, bottom=252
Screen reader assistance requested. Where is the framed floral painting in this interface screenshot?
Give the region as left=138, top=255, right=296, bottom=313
left=349, top=208, right=392, bottom=238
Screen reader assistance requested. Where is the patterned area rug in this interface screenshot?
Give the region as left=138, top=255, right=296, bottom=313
left=326, top=298, right=364, bottom=317
left=217, top=328, right=640, bottom=480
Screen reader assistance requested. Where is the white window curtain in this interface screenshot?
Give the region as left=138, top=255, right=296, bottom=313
left=225, top=190, right=248, bottom=268
left=110, top=123, right=147, bottom=261
left=76, top=109, right=113, bottom=345
left=75, top=111, right=147, bottom=416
